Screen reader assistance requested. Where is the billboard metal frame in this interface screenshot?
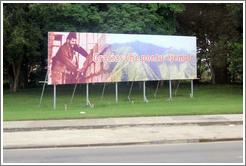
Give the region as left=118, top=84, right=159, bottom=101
left=39, top=78, right=195, bottom=110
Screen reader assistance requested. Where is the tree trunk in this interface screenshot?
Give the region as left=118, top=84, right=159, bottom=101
left=210, top=63, right=216, bottom=85
left=211, top=71, right=216, bottom=85
left=138, top=82, right=142, bottom=89
left=12, top=63, right=21, bottom=92
left=232, top=74, right=235, bottom=84
left=172, top=80, right=179, bottom=88
left=160, top=81, right=164, bottom=88
left=19, top=65, right=29, bottom=89
left=8, top=65, right=14, bottom=92
left=214, top=67, right=229, bottom=84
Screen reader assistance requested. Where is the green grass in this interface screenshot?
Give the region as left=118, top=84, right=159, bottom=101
left=3, top=81, right=243, bottom=121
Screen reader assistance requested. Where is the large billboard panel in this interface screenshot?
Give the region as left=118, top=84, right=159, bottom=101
left=48, top=32, right=197, bottom=85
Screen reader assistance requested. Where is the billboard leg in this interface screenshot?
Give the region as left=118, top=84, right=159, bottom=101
left=143, top=81, right=148, bottom=103
left=190, top=80, right=193, bottom=98
left=154, top=81, right=160, bottom=99
left=115, top=82, right=118, bottom=103
left=169, top=80, right=172, bottom=100
left=86, top=83, right=94, bottom=108
left=128, top=82, right=134, bottom=101
left=54, top=85, right=56, bottom=109
left=101, top=83, right=106, bottom=102
left=86, top=83, right=89, bottom=107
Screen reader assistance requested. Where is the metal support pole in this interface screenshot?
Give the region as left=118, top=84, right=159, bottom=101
left=190, top=79, right=193, bottom=98
left=169, top=80, right=172, bottom=100
left=115, top=82, right=118, bottom=103
left=128, top=82, right=134, bottom=101
left=143, top=81, right=145, bottom=102
left=54, top=85, right=56, bottom=109
left=101, top=83, right=106, bottom=101
left=86, top=83, right=89, bottom=107
left=143, top=81, right=148, bottom=102
left=70, top=83, right=77, bottom=104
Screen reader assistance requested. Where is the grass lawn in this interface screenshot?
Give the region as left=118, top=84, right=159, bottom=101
left=3, top=81, right=243, bottom=121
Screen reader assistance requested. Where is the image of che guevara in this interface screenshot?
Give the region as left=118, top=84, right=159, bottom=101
left=51, top=32, right=88, bottom=84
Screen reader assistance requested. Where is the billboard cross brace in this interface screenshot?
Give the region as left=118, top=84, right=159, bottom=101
left=128, top=82, right=134, bottom=101
left=101, top=83, right=106, bottom=102
left=70, top=84, right=77, bottom=105
left=175, top=80, right=180, bottom=96
left=38, top=72, right=48, bottom=108
left=154, top=81, right=160, bottom=99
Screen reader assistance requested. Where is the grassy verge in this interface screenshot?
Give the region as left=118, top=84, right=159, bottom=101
left=3, top=81, right=243, bottom=121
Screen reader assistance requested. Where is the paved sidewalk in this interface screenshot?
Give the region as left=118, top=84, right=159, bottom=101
left=3, top=114, right=243, bottom=131
left=3, top=114, right=244, bottom=149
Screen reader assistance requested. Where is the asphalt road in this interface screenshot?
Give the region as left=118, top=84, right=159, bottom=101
left=3, top=141, right=243, bottom=164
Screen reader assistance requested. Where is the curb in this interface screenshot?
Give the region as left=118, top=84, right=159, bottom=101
left=3, top=137, right=243, bottom=150
left=3, top=121, right=243, bottom=132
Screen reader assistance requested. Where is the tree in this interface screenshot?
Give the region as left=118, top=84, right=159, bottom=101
left=3, top=3, right=184, bottom=91
left=3, top=4, right=42, bottom=92
left=227, top=42, right=243, bottom=83
left=97, top=3, right=184, bottom=35
left=177, top=3, right=243, bottom=84
left=3, top=3, right=69, bottom=92
left=226, top=4, right=243, bottom=83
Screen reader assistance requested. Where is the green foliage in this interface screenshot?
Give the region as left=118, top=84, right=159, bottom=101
left=3, top=4, right=45, bottom=91
left=227, top=42, right=243, bottom=82
left=177, top=3, right=243, bottom=84
left=4, top=4, right=42, bottom=63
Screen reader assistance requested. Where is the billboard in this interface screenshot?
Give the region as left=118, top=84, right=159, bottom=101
left=48, top=32, right=197, bottom=85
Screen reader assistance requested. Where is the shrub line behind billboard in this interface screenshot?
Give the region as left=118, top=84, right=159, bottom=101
left=48, top=32, right=197, bottom=85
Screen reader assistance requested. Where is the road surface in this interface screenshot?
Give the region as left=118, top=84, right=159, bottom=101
left=3, top=141, right=243, bottom=163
